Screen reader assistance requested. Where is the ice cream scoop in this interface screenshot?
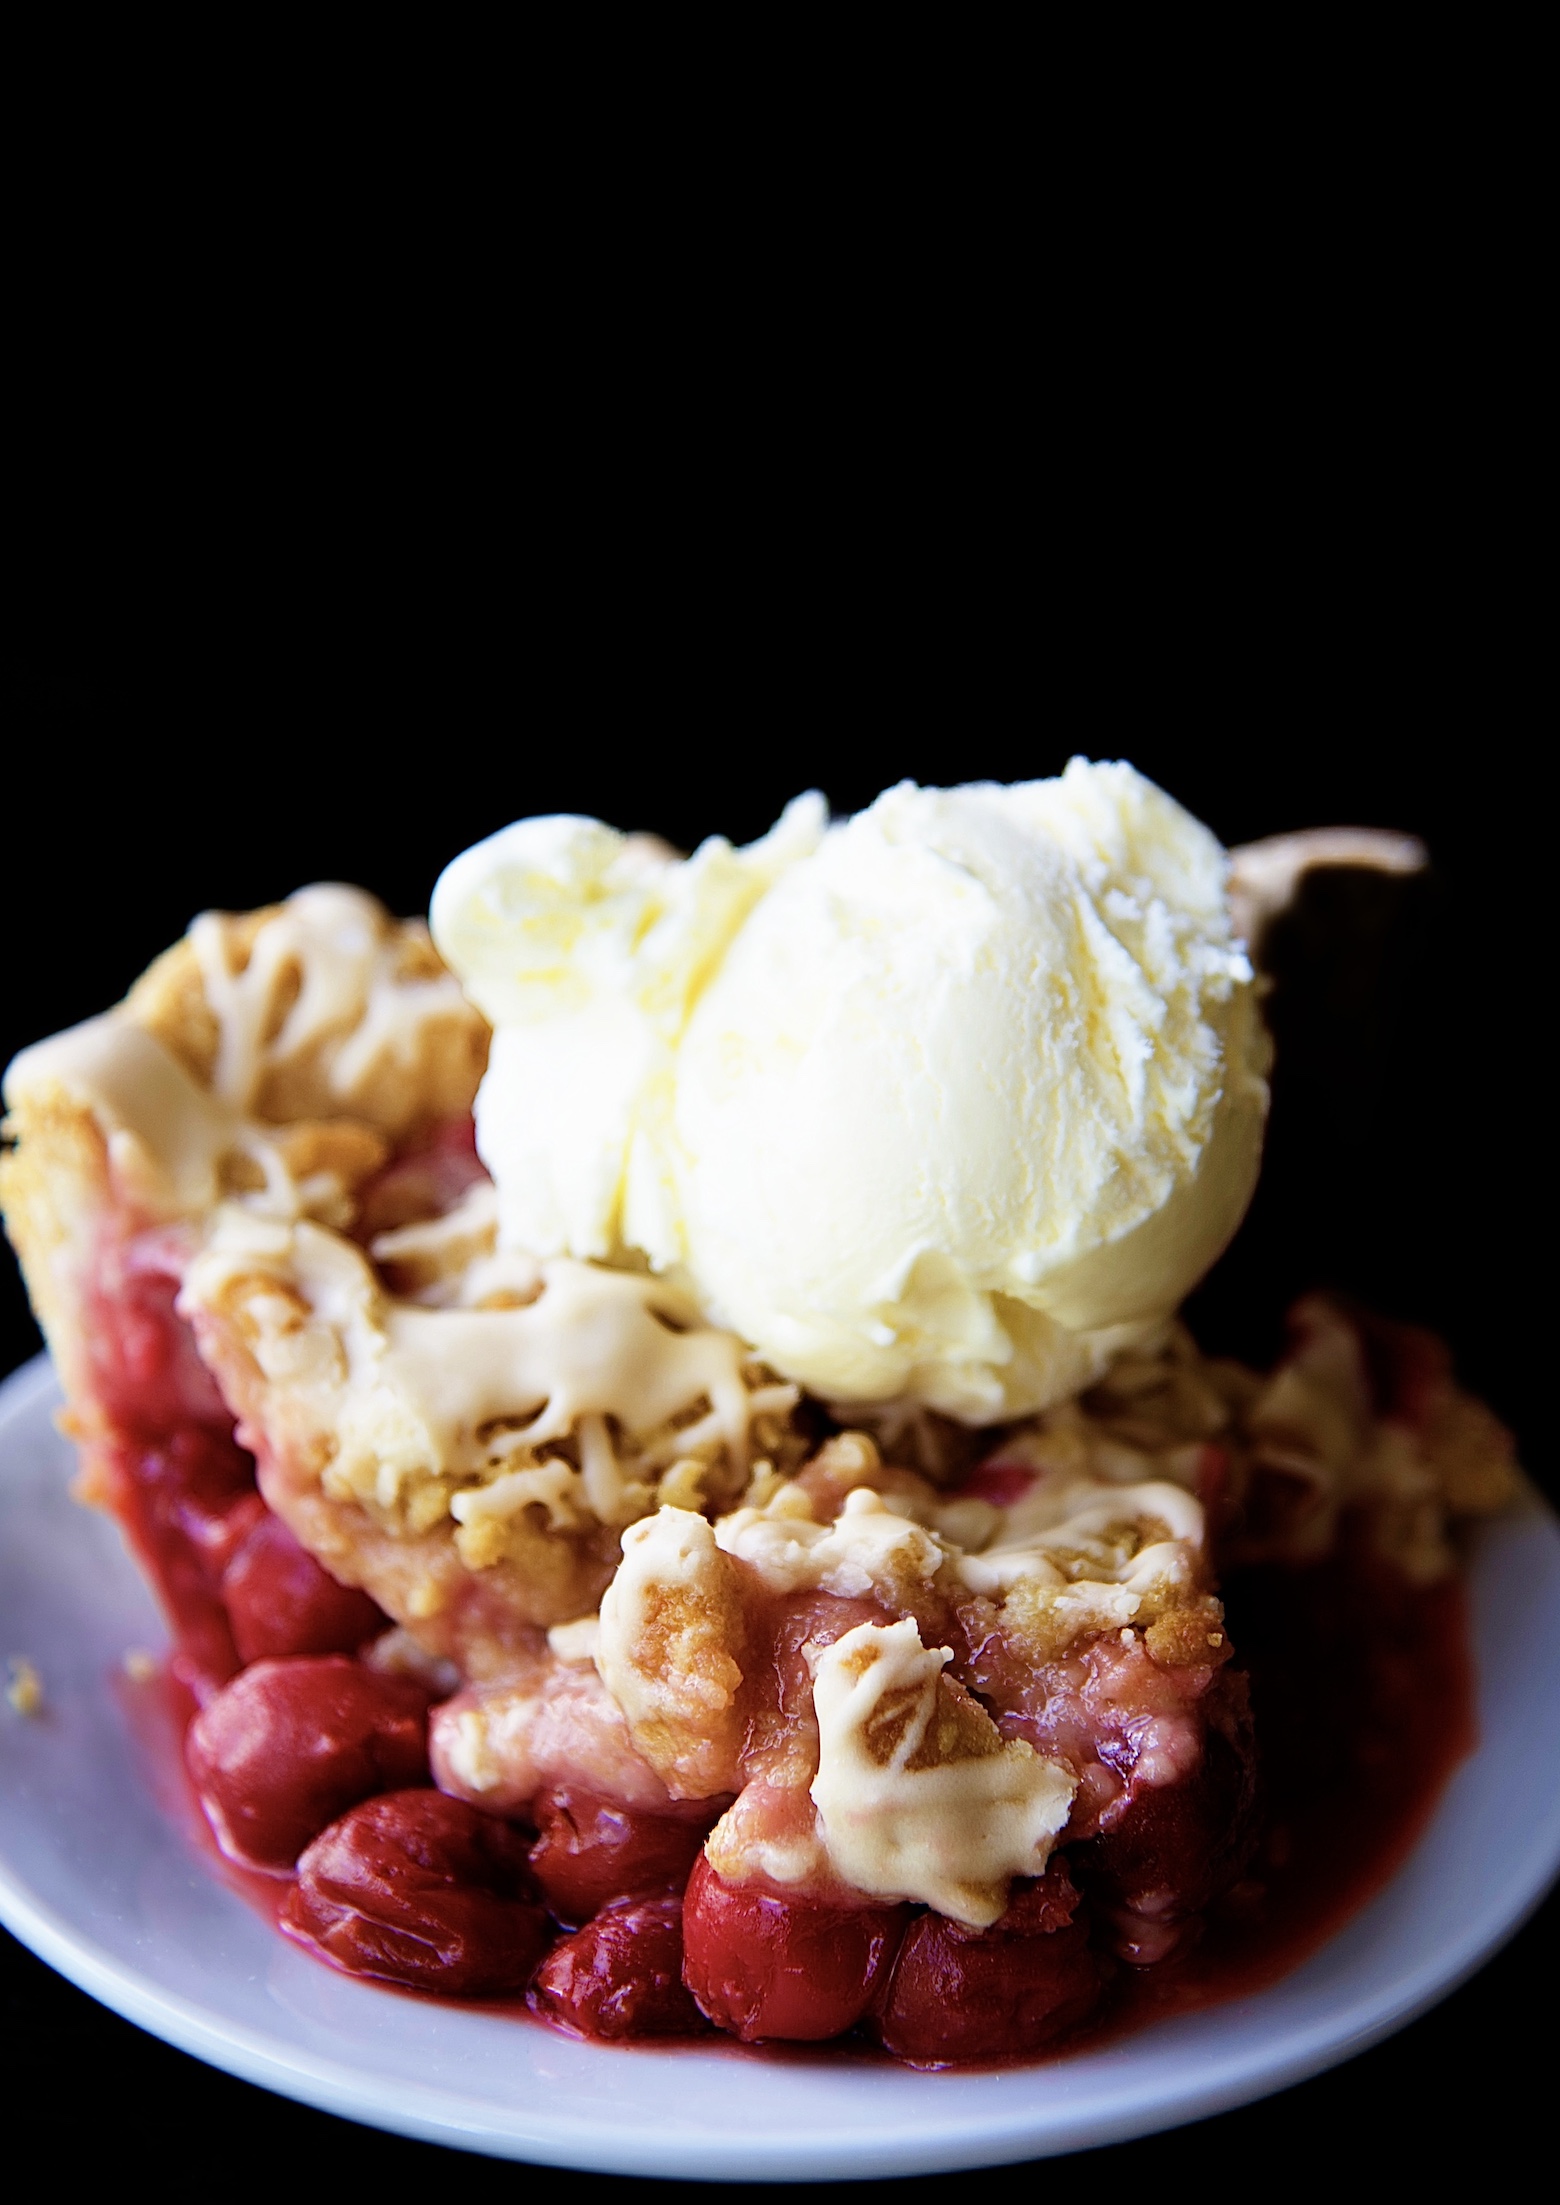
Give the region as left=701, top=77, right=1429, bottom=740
left=431, top=761, right=1270, bottom=1422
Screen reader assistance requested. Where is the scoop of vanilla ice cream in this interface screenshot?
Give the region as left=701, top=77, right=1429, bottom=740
left=429, top=795, right=828, bottom=1260
left=432, top=761, right=1270, bottom=1423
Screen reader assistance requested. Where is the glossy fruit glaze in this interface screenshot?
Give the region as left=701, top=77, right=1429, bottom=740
left=532, top=1898, right=709, bottom=2040
left=186, top=1657, right=433, bottom=1873
left=283, top=1790, right=553, bottom=1997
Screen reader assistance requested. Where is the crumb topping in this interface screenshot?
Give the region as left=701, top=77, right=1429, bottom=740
left=715, top=1483, right=947, bottom=1604
left=6, top=1656, right=44, bottom=1717
left=181, top=1206, right=786, bottom=1536
left=5, top=888, right=487, bottom=1239
left=128, top=885, right=485, bottom=1133
left=595, top=1508, right=747, bottom=1798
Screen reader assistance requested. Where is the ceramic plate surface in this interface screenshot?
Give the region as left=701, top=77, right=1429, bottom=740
left=3, top=1352, right=1559, bottom=2180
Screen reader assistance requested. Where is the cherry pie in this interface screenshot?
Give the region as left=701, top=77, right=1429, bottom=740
left=1, top=866, right=1520, bottom=2063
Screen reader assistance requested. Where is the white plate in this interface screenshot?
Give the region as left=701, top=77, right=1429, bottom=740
left=3, top=1351, right=1559, bottom=2179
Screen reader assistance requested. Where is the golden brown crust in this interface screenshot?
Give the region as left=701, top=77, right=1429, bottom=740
left=0, top=1082, right=114, bottom=1411
left=124, top=899, right=488, bottom=1135
left=1081, top=1322, right=1241, bottom=1449
left=125, top=912, right=281, bottom=1087
left=253, top=997, right=485, bottom=1134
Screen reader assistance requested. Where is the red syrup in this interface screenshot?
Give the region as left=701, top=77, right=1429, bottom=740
left=1063, top=1539, right=1477, bottom=2057
left=113, top=1662, right=292, bottom=1929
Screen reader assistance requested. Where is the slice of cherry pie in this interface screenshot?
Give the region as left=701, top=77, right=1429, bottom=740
left=1, top=852, right=1520, bottom=2064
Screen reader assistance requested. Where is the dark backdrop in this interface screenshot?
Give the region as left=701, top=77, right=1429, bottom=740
left=2, top=657, right=1552, bottom=2188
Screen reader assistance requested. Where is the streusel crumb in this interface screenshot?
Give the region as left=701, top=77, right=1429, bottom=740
left=6, top=1656, right=44, bottom=1716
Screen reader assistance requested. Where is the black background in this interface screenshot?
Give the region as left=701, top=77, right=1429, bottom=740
left=2, top=638, right=1554, bottom=2188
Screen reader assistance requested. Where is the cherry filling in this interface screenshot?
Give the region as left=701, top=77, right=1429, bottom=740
left=962, top=1617, right=1260, bottom=1959
left=873, top=1860, right=1103, bottom=2065
left=163, top=1521, right=1469, bottom=2056
left=527, top=1788, right=716, bottom=1927
left=185, top=1656, right=432, bottom=1873
left=72, top=1157, right=1476, bottom=2060
left=1072, top=1668, right=1259, bottom=1963
left=221, top=1512, right=387, bottom=1666
left=681, top=1856, right=910, bottom=2043
left=532, top=1898, right=709, bottom=2039
left=85, top=1250, right=261, bottom=1696
left=282, top=1791, right=551, bottom=1997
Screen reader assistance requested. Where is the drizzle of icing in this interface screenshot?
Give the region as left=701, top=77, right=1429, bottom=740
left=715, top=1482, right=946, bottom=1600
left=180, top=1208, right=765, bottom=1531
left=958, top=1477, right=1205, bottom=1596
left=5, top=886, right=477, bottom=1227
left=808, top=1618, right=1075, bottom=1926
left=4, top=1015, right=233, bottom=1218
left=188, top=886, right=471, bottom=1117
